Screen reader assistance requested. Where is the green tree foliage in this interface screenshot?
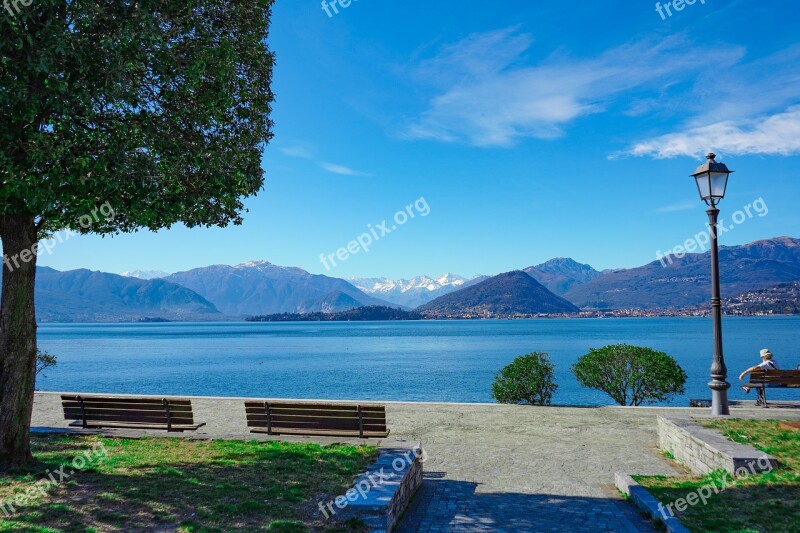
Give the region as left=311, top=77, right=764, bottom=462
left=35, top=350, right=57, bottom=377
left=492, top=352, right=558, bottom=406
left=0, top=0, right=275, bottom=468
left=572, top=344, right=687, bottom=406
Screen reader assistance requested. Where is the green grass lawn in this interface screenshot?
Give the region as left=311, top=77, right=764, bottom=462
left=0, top=434, right=377, bottom=532
left=635, top=419, right=800, bottom=533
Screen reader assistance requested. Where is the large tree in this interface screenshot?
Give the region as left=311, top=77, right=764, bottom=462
left=0, top=0, right=274, bottom=468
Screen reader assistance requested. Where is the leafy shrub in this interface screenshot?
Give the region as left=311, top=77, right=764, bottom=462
left=492, top=352, right=558, bottom=405
left=572, top=344, right=687, bottom=406
left=36, top=350, right=57, bottom=376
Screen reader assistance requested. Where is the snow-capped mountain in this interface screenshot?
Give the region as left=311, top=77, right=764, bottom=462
left=121, top=270, right=170, bottom=280
left=350, top=273, right=487, bottom=308
left=165, top=260, right=396, bottom=316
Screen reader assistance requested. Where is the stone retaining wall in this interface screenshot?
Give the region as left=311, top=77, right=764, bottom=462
left=657, top=416, right=776, bottom=475
left=337, top=441, right=423, bottom=532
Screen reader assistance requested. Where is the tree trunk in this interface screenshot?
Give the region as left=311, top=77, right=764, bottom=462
left=0, top=215, right=38, bottom=470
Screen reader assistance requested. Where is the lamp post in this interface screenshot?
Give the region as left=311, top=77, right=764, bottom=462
left=691, top=153, right=734, bottom=416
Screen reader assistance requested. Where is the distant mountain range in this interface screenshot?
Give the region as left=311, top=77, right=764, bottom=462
left=564, top=237, right=800, bottom=309
left=524, top=258, right=603, bottom=295
left=121, top=270, right=170, bottom=280
left=164, top=261, right=395, bottom=316
left=419, top=271, right=580, bottom=317
left=349, top=273, right=488, bottom=308
left=30, top=236, right=800, bottom=321
left=34, top=267, right=221, bottom=322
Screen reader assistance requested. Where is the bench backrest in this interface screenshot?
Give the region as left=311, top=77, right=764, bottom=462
left=244, top=401, right=387, bottom=436
left=62, top=395, right=196, bottom=428
left=749, top=370, right=800, bottom=387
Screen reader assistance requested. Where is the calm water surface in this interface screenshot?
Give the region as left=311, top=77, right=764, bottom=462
left=36, top=317, right=800, bottom=406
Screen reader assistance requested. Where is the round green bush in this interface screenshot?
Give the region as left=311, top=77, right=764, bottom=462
left=572, top=344, right=687, bottom=406
left=492, top=352, right=558, bottom=406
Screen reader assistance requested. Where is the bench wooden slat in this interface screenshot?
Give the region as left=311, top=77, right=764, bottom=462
left=63, top=406, right=194, bottom=416
left=246, top=411, right=386, bottom=421
left=244, top=401, right=385, bottom=408
left=68, top=421, right=204, bottom=431
left=746, top=371, right=800, bottom=407
left=244, top=403, right=384, bottom=413
left=63, top=401, right=194, bottom=412
left=61, top=395, right=204, bottom=432
left=63, top=413, right=197, bottom=425
left=62, top=396, right=192, bottom=406
left=244, top=400, right=389, bottom=438
left=246, top=419, right=387, bottom=431
left=249, top=427, right=389, bottom=437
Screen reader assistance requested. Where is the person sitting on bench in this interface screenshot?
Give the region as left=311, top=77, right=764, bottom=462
left=740, top=348, right=779, bottom=393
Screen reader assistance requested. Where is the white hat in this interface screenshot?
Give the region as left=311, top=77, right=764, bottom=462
left=760, top=349, right=773, bottom=360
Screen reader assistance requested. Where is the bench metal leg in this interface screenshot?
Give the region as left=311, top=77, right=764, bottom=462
left=358, top=405, right=364, bottom=438
left=78, top=396, right=87, bottom=428
left=164, top=399, right=173, bottom=431
left=264, top=401, right=272, bottom=435
left=756, top=388, right=768, bottom=408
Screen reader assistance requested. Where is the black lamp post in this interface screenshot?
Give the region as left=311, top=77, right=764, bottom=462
left=691, top=153, right=734, bottom=416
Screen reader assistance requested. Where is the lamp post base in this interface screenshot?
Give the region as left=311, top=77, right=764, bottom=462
left=710, top=383, right=731, bottom=416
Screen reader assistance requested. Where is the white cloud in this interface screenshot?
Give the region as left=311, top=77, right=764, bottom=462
left=280, top=145, right=314, bottom=159
left=320, top=162, right=370, bottom=176
left=620, top=106, right=800, bottom=159
left=655, top=200, right=698, bottom=213
left=404, top=29, right=743, bottom=147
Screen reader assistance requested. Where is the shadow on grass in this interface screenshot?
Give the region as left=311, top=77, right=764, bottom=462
left=641, top=479, right=800, bottom=533
left=0, top=434, right=377, bottom=533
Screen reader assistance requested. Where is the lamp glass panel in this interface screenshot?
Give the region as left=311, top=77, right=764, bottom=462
left=710, top=172, right=729, bottom=199
left=694, top=173, right=711, bottom=200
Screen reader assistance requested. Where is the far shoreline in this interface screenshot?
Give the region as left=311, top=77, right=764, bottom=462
left=36, top=314, right=800, bottom=325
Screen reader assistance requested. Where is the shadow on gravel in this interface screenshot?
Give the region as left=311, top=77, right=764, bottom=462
left=396, top=472, right=656, bottom=532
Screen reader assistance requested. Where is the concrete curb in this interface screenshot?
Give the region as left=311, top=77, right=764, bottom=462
left=658, top=416, right=777, bottom=476
left=331, top=441, right=424, bottom=533
left=615, top=473, right=692, bottom=533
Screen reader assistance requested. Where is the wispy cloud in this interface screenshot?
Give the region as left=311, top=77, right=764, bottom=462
left=619, top=106, right=800, bottom=159
left=278, top=144, right=370, bottom=176
left=404, top=29, right=742, bottom=147
left=655, top=200, right=699, bottom=213
left=320, top=162, right=371, bottom=176
left=280, top=145, right=315, bottom=159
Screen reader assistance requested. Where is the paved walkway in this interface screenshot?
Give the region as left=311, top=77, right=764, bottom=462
left=31, top=393, right=800, bottom=532
left=390, top=403, right=800, bottom=532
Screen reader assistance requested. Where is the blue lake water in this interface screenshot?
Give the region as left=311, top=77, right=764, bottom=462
left=36, top=317, right=800, bottom=406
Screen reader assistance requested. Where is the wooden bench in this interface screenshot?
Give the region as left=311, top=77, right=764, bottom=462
left=62, top=395, right=205, bottom=432
left=244, top=401, right=390, bottom=438
left=745, top=370, right=800, bottom=407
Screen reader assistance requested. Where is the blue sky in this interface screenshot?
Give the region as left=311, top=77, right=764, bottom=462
left=40, top=0, right=800, bottom=279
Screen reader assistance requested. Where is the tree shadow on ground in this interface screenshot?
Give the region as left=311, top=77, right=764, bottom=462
left=0, top=434, right=376, bottom=532
left=396, top=471, right=656, bottom=533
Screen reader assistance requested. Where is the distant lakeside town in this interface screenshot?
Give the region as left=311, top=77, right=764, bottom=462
left=246, top=280, right=800, bottom=322
left=35, top=236, right=799, bottom=323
